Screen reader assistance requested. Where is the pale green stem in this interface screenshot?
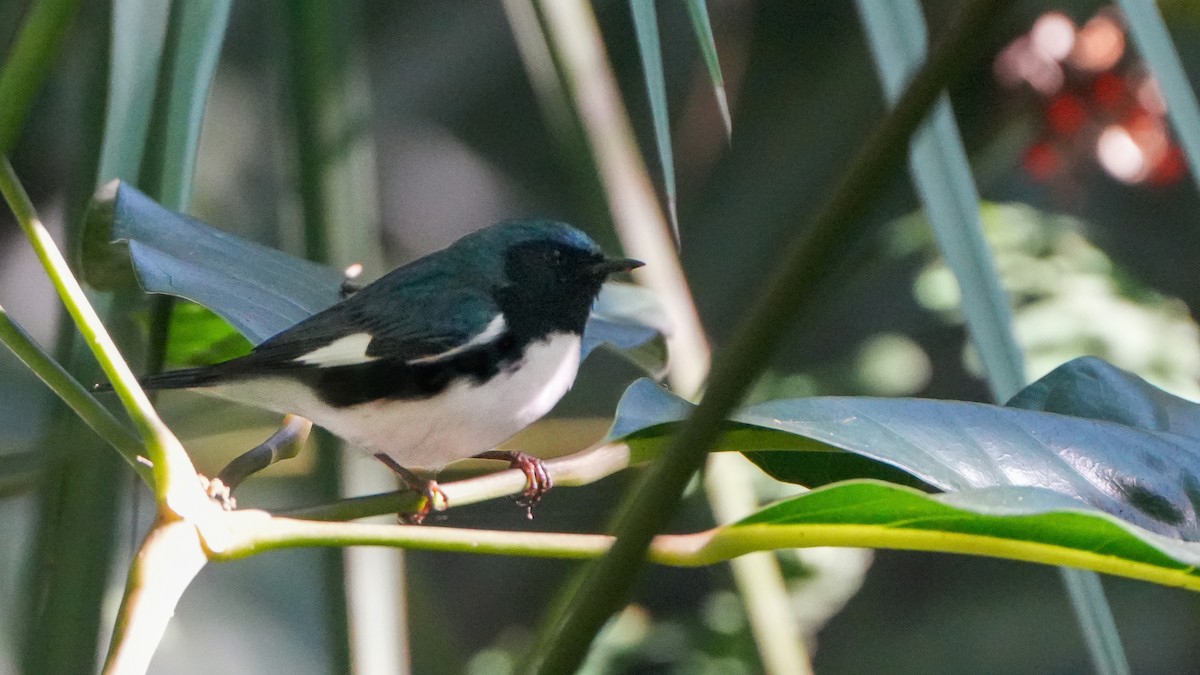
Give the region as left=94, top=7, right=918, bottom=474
left=0, top=302, right=151, bottom=482
left=101, top=520, right=208, bottom=675
left=0, top=157, right=202, bottom=512
left=705, top=453, right=812, bottom=675
left=284, top=441, right=634, bottom=521
left=205, top=512, right=1200, bottom=594
left=532, top=0, right=710, bottom=394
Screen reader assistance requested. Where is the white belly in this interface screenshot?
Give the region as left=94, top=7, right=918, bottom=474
left=206, top=332, right=582, bottom=468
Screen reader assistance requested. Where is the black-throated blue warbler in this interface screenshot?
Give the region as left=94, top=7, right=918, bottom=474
left=116, top=219, right=642, bottom=520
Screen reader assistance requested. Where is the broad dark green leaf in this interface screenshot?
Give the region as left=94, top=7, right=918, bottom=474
left=84, top=181, right=343, bottom=343
left=609, top=371, right=1200, bottom=541
left=1009, top=356, right=1200, bottom=437
left=83, top=181, right=667, bottom=368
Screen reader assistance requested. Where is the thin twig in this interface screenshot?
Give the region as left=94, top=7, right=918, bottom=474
left=282, top=441, right=633, bottom=521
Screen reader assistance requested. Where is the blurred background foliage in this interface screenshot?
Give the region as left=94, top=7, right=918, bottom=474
left=5, top=0, right=1200, bottom=673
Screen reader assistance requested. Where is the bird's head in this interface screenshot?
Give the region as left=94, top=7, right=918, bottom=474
left=455, top=219, right=643, bottom=336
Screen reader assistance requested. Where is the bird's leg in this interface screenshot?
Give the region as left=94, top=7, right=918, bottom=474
left=473, top=450, right=552, bottom=519
left=209, top=415, right=312, bottom=510
left=373, top=453, right=447, bottom=524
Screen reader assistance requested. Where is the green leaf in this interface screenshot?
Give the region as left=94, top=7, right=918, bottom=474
left=1116, top=0, right=1200, bottom=204
left=609, top=365, right=1200, bottom=541
left=630, top=0, right=678, bottom=243
left=704, top=480, right=1200, bottom=592
left=590, top=282, right=670, bottom=377
left=138, top=0, right=231, bottom=209
left=1008, top=355, right=1200, bottom=435
left=98, top=0, right=172, bottom=182
left=84, top=181, right=343, bottom=344
left=683, top=0, right=731, bottom=139
left=857, top=0, right=1024, bottom=402
left=83, top=181, right=668, bottom=368
left=163, top=301, right=251, bottom=367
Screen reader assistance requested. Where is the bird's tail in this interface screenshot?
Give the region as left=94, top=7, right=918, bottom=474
left=93, top=366, right=224, bottom=393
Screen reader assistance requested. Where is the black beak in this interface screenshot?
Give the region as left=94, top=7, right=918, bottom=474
left=590, top=256, right=644, bottom=277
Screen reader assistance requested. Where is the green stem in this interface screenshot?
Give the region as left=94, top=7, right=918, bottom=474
left=0, top=302, right=150, bottom=482
left=101, top=520, right=208, bottom=675
left=1059, top=568, right=1131, bottom=675
left=281, top=441, right=633, bottom=521
left=524, top=1, right=1008, bottom=672
left=0, top=156, right=200, bottom=507
left=203, top=513, right=1200, bottom=595
left=15, top=6, right=136, bottom=673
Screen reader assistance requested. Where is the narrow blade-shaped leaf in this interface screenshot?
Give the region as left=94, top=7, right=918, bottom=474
left=139, top=0, right=231, bottom=209
left=1116, top=0, right=1200, bottom=205
left=630, top=0, right=679, bottom=244
left=683, top=0, right=731, bottom=139
left=99, top=0, right=172, bottom=182
left=857, top=0, right=1024, bottom=401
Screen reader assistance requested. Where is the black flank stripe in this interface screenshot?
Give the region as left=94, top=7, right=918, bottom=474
left=302, top=331, right=524, bottom=408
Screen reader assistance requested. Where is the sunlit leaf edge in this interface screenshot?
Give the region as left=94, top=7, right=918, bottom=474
left=688, top=480, right=1200, bottom=592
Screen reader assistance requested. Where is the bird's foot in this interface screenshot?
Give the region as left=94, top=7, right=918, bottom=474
left=198, top=474, right=236, bottom=511
left=399, top=478, right=448, bottom=525
left=474, top=450, right=552, bottom=520
left=374, top=453, right=448, bottom=524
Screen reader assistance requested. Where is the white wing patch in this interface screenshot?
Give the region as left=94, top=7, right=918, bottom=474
left=294, top=333, right=378, bottom=367
left=407, top=313, right=508, bottom=365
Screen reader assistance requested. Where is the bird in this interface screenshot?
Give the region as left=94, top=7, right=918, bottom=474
left=108, top=219, right=643, bottom=521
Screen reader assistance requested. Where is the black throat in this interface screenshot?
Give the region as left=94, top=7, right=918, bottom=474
left=492, top=239, right=606, bottom=343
